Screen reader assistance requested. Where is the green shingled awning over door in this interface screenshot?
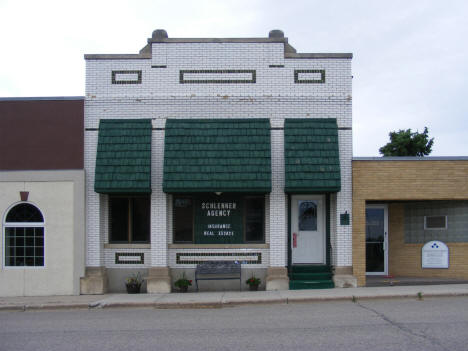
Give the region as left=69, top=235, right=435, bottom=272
left=163, top=119, right=271, bottom=193
left=284, top=118, right=341, bottom=193
left=94, top=119, right=152, bottom=194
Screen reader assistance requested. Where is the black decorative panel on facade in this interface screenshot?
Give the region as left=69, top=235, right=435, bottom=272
left=176, top=252, right=262, bottom=264
left=180, top=70, right=256, bottom=84
left=294, top=69, right=325, bottom=84
left=111, top=70, right=142, bottom=84
left=115, top=252, right=145, bottom=264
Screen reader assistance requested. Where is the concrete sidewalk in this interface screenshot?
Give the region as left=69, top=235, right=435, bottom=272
left=2, top=284, right=468, bottom=311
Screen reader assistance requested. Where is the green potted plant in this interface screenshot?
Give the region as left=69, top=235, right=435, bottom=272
left=125, top=272, right=144, bottom=294
left=174, top=272, right=192, bottom=292
left=246, top=275, right=261, bottom=291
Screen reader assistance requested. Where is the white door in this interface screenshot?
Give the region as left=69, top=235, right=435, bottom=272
left=365, top=204, right=388, bottom=275
left=291, top=195, right=326, bottom=264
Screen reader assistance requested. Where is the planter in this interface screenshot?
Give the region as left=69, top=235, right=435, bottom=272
left=126, top=283, right=141, bottom=294
left=178, top=286, right=188, bottom=293
left=249, top=284, right=259, bottom=291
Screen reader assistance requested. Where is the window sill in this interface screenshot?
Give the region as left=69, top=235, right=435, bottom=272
left=168, top=243, right=269, bottom=249
left=104, top=243, right=151, bottom=249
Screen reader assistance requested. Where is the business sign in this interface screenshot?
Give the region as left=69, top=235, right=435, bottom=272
left=422, top=241, right=449, bottom=269
left=194, top=194, right=243, bottom=244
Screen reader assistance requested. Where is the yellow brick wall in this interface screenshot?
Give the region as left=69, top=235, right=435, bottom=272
left=388, top=203, right=468, bottom=279
left=353, top=160, right=468, bottom=286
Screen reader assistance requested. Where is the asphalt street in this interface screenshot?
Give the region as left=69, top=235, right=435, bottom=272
left=1, top=296, right=467, bottom=351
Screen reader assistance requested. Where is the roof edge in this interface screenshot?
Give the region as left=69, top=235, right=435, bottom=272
left=85, top=54, right=151, bottom=60
left=148, top=37, right=288, bottom=44
left=286, top=53, right=353, bottom=59
left=0, top=96, right=84, bottom=101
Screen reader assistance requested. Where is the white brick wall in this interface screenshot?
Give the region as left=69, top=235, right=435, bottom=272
left=336, top=129, right=353, bottom=266
left=84, top=37, right=352, bottom=271
left=84, top=130, right=102, bottom=267
left=86, top=51, right=351, bottom=100
left=270, top=129, right=287, bottom=267
left=150, top=130, right=167, bottom=267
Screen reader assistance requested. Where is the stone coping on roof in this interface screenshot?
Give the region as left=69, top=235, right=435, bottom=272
left=85, top=30, right=352, bottom=60
left=353, top=157, right=468, bottom=161
left=84, top=54, right=151, bottom=60
left=84, top=52, right=352, bottom=60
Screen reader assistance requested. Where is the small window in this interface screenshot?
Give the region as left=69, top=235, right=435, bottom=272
left=424, top=215, right=447, bottom=230
left=109, top=196, right=150, bottom=243
left=4, top=203, right=44, bottom=267
left=173, top=197, right=193, bottom=243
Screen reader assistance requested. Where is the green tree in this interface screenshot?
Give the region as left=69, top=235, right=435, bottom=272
left=379, top=127, right=434, bottom=156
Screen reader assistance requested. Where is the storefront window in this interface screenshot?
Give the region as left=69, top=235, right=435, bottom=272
left=244, top=196, right=264, bottom=242
left=173, top=197, right=193, bottom=242
left=4, top=203, right=44, bottom=267
left=173, top=194, right=264, bottom=244
left=109, top=196, right=150, bottom=243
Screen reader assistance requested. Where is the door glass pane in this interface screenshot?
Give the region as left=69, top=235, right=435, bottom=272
left=298, top=201, right=317, bottom=231
left=366, top=208, right=385, bottom=273
left=366, top=243, right=384, bottom=272
left=366, top=208, right=384, bottom=242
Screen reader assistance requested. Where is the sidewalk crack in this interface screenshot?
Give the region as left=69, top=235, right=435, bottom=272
left=355, top=302, right=449, bottom=351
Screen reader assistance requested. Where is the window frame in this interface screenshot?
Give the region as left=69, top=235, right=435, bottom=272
left=3, top=202, right=46, bottom=269
left=108, top=195, right=150, bottom=244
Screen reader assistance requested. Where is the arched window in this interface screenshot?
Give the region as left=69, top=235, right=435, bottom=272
left=4, top=203, right=44, bottom=267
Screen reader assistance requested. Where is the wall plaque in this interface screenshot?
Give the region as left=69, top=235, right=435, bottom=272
left=422, top=241, right=449, bottom=269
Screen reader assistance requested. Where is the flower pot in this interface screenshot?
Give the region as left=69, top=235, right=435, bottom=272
left=126, top=283, right=141, bottom=294
left=179, top=286, right=188, bottom=293
left=249, top=284, right=259, bottom=291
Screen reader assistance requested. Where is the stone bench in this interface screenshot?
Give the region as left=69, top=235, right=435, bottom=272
left=195, top=261, right=241, bottom=291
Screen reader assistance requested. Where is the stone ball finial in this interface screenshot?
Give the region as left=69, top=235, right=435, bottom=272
left=152, top=29, right=168, bottom=40
left=269, top=29, right=284, bottom=38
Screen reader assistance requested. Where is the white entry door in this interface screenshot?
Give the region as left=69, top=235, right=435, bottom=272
left=291, top=195, right=326, bottom=264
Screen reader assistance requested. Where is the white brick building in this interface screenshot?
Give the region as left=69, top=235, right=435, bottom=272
left=81, top=30, right=354, bottom=293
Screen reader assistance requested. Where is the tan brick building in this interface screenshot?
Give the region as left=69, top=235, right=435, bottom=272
left=353, top=157, right=468, bottom=287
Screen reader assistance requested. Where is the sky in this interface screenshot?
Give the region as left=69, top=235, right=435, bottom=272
left=1, top=0, right=467, bottom=156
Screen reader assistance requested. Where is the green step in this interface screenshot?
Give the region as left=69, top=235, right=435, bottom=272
left=291, top=272, right=332, bottom=280
left=291, top=265, right=332, bottom=274
left=289, top=280, right=335, bottom=290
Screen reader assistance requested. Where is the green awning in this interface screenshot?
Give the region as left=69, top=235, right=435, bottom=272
left=284, top=118, right=341, bottom=193
left=163, top=119, right=271, bottom=193
left=94, top=119, right=152, bottom=194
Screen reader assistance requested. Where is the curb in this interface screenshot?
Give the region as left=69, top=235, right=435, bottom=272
left=25, top=303, right=91, bottom=311
left=153, top=302, right=223, bottom=309
left=2, top=290, right=468, bottom=311
left=0, top=305, right=26, bottom=312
